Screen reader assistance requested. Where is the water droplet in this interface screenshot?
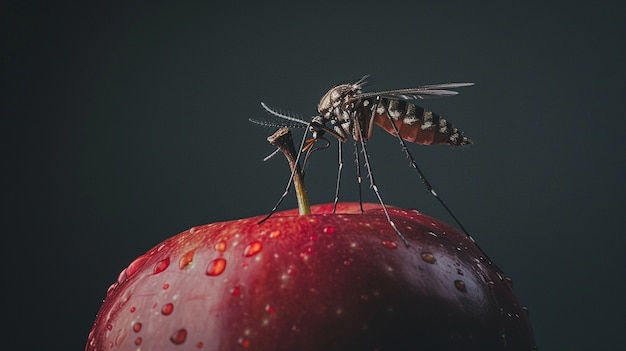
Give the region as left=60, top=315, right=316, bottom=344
left=486, top=281, right=495, bottom=289
left=454, top=279, right=467, bottom=292
left=343, top=258, right=353, bottom=266
left=244, top=241, right=262, bottom=257
left=309, top=234, right=318, bottom=241
left=179, top=250, right=195, bottom=269
left=125, top=255, right=149, bottom=278
left=106, top=282, right=118, bottom=295
left=162, top=303, right=174, bottom=315
left=163, top=283, right=170, bottom=290
left=322, top=226, right=335, bottom=234
left=230, top=286, right=241, bottom=296
left=360, top=294, right=369, bottom=301
left=522, top=306, right=530, bottom=316
left=106, top=324, right=113, bottom=331
left=238, top=337, right=250, bottom=348
left=291, top=325, right=301, bottom=333
left=170, top=328, right=187, bottom=345
left=269, top=230, right=281, bottom=238
left=421, top=252, right=436, bottom=264
left=117, top=269, right=128, bottom=284
left=154, top=257, right=170, bottom=274
left=130, top=306, right=136, bottom=313
left=287, top=266, right=296, bottom=275
left=265, top=304, right=275, bottom=314
left=215, top=241, right=227, bottom=252
left=132, top=322, right=142, bottom=332
left=135, top=337, right=142, bottom=345
left=206, top=258, right=227, bottom=276
left=196, top=341, right=204, bottom=348
left=382, top=240, right=398, bottom=249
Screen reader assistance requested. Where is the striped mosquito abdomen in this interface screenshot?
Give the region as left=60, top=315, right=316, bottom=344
left=364, top=98, right=471, bottom=146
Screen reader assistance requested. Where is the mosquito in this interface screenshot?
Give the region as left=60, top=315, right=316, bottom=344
left=250, top=75, right=473, bottom=247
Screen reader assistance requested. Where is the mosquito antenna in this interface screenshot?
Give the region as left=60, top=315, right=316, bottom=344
left=260, top=102, right=309, bottom=126
left=249, top=118, right=308, bottom=129
left=354, top=117, right=410, bottom=247
left=258, top=123, right=312, bottom=224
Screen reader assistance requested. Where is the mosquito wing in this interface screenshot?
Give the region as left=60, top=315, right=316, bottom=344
left=357, top=82, right=474, bottom=100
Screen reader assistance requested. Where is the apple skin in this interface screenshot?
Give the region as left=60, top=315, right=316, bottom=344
left=86, top=203, right=536, bottom=351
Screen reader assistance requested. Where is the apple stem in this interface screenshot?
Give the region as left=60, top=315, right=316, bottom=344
left=267, top=127, right=311, bottom=215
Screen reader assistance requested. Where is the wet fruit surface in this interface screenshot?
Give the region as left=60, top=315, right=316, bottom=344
left=86, top=203, right=536, bottom=350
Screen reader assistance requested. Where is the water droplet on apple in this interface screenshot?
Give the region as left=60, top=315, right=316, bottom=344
left=170, top=328, right=187, bottom=344
left=163, top=283, right=170, bottom=290
left=238, top=337, right=250, bottom=348
left=343, top=258, right=353, bottom=266
left=244, top=241, right=262, bottom=257
left=154, top=257, right=170, bottom=274
left=125, top=255, right=148, bottom=278
left=486, top=280, right=495, bottom=289
left=454, top=279, right=467, bottom=292
left=265, top=304, right=275, bottom=314
left=162, top=303, right=174, bottom=315
left=132, top=322, right=142, bottom=332
left=269, top=230, right=281, bottom=238
left=287, top=266, right=296, bottom=275
left=130, top=306, right=136, bottom=313
left=230, top=286, right=241, bottom=296
left=421, top=252, right=436, bottom=264
left=106, top=324, right=113, bottom=331
left=106, top=283, right=118, bottom=296
left=215, top=241, right=227, bottom=252
left=135, top=337, right=142, bottom=345
left=179, top=250, right=195, bottom=269
left=291, top=325, right=301, bottom=333
left=309, top=234, right=318, bottom=241
left=322, top=226, right=335, bottom=234
left=197, top=341, right=204, bottom=348
left=382, top=240, right=398, bottom=249
left=206, top=258, right=227, bottom=276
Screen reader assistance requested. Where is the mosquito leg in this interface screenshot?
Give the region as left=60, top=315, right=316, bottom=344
left=332, top=140, right=343, bottom=213
left=354, top=139, right=364, bottom=213
left=382, top=111, right=472, bottom=237
left=258, top=127, right=311, bottom=224
left=357, top=137, right=410, bottom=247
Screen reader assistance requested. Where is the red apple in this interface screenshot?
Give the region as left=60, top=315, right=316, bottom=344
left=86, top=202, right=536, bottom=350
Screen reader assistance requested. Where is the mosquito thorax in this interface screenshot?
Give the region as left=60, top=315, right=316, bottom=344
left=317, top=83, right=362, bottom=118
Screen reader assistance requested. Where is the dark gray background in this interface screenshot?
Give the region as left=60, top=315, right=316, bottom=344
left=3, top=1, right=625, bottom=350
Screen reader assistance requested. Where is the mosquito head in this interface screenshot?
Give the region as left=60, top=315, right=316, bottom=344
left=308, top=116, right=326, bottom=139
left=317, top=77, right=367, bottom=119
